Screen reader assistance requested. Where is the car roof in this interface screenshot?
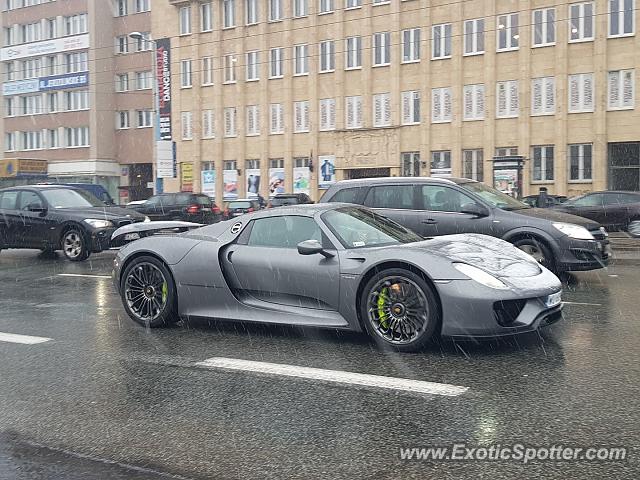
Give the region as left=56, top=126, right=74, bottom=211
left=0, top=184, right=81, bottom=192
left=328, top=176, right=469, bottom=187
left=243, top=203, right=348, bottom=219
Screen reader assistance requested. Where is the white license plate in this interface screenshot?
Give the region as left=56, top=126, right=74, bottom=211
left=124, top=232, right=140, bottom=240
left=545, top=291, right=562, bottom=308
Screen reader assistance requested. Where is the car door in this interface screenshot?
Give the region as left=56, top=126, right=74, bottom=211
left=415, top=184, right=494, bottom=237
left=222, top=215, right=341, bottom=310
left=601, top=193, right=628, bottom=228
left=16, top=190, right=52, bottom=247
left=0, top=190, right=20, bottom=247
left=361, top=184, right=425, bottom=234
left=140, top=195, right=170, bottom=221
left=566, top=194, right=606, bottom=225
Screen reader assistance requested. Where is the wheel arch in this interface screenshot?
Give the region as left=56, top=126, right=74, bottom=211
left=58, top=221, right=89, bottom=248
left=502, top=228, right=559, bottom=253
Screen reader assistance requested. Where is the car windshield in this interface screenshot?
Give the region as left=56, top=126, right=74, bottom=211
left=459, top=182, right=530, bottom=211
left=41, top=188, right=105, bottom=208
left=196, top=196, right=212, bottom=205
left=228, top=201, right=251, bottom=209
left=322, top=207, right=422, bottom=248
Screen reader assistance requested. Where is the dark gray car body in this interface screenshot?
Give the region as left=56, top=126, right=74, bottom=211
left=112, top=204, right=562, bottom=338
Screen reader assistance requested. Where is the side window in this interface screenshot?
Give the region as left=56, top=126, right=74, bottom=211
left=329, top=187, right=363, bottom=204
left=364, top=185, right=414, bottom=209
left=572, top=194, right=603, bottom=207
left=621, top=193, right=640, bottom=204
left=0, top=191, right=19, bottom=210
left=146, top=196, right=162, bottom=206
left=603, top=194, right=622, bottom=206
left=175, top=193, right=192, bottom=205
left=248, top=216, right=323, bottom=248
left=421, top=185, right=476, bottom=213
left=18, top=191, right=43, bottom=210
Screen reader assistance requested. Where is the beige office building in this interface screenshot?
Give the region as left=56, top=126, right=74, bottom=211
left=154, top=0, right=640, bottom=203
left=1, top=0, right=154, bottom=202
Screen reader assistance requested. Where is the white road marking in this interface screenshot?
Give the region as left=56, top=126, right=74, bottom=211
left=562, top=301, right=603, bottom=306
left=196, top=357, right=468, bottom=397
left=57, top=273, right=112, bottom=279
left=0, top=332, right=52, bottom=345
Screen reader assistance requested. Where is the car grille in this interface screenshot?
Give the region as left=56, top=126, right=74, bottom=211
left=493, top=299, right=527, bottom=327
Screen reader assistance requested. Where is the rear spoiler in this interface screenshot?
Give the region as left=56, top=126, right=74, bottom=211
left=111, top=221, right=203, bottom=247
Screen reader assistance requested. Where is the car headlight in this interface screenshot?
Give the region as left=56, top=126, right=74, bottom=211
left=83, top=219, right=113, bottom=229
left=143, top=216, right=151, bottom=223
left=552, top=222, right=594, bottom=240
left=453, top=263, right=508, bottom=290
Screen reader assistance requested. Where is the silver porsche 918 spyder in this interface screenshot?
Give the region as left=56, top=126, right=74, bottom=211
left=111, top=204, right=563, bottom=352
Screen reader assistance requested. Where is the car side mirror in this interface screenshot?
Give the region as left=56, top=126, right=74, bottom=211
left=460, top=203, right=488, bottom=217
left=297, top=239, right=334, bottom=258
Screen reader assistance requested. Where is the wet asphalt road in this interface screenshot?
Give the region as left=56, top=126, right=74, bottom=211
left=0, top=248, right=639, bottom=479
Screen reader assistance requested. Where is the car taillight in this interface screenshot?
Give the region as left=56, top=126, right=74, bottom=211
left=212, top=206, right=221, bottom=214
left=187, top=204, right=200, bottom=214
left=247, top=207, right=254, bottom=213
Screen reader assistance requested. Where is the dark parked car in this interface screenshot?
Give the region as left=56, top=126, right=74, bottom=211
left=552, top=191, right=640, bottom=231
left=0, top=184, right=146, bottom=261
left=128, top=193, right=221, bottom=224
left=320, top=177, right=610, bottom=272
left=222, top=199, right=261, bottom=220
left=522, top=194, right=568, bottom=208
left=268, top=193, right=313, bottom=207
left=64, top=183, right=116, bottom=206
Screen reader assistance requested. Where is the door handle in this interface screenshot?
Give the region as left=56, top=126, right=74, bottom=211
left=422, top=219, right=438, bottom=225
left=226, top=250, right=234, bottom=263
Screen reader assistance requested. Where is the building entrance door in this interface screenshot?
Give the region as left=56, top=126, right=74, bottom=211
left=609, top=143, right=640, bottom=191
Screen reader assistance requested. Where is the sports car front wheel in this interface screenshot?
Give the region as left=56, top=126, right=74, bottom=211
left=120, top=256, right=179, bottom=328
left=361, top=268, right=440, bottom=352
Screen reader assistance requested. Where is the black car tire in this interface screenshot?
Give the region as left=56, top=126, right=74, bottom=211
left=61, top=228, right=90, bottom=262
left=512, top=236, right=556, bottom=272
left=120, top=256, right=179, bottom=328
left=360, top=268, right=440, bottom=353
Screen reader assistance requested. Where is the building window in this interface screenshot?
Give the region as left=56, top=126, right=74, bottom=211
left=5, top=132, right=15, bottom=152
left=463, top=149, right=483, bottom=181
left=533, top=8, right=555, bottom=46
left=116, top=0, right=127, bottom=16
left=21, top=94, right=42, bottom=115
left=294, top=0, right=308, bottom=17
left=22, top=130, right=43, bottom=150
left=432, top=23, right=452, bottom=59
left=401, top=152, right=421, bottom=176
left=270, top=48, right=284, bottom=78
left=224, top=107, right=237, bottom=136
left=202, top=57, right=214, bottom=85
left=134, top=32, right=151, bottom=52
left=246, top=0, right=258, bottom=24
left=373, top=32, right=391, bottom=66
left=22, top=58, right=42, bottom=79
left=181, top=111, right=193, bottom=140
left=243, top=105, right=259, bottom=136
left=223, top=0, right=235, bottom=28
left=431, top=151, right=452, bottom=177
left=570, top=2, right=594, bottom=42
left=531, top=76, right=556, bottom=115
left=181, top=60, right=193, bottom=87
left=135, top=0, right=151, bottom=13
left=224, top=160, right=238, bottom=171
left=569, top=144, right=592, bottom=181
left=319, top=40, right=335, bottom=72
left=569, top=73, right=594, bottom=112
left=246, top=51, right=259, bottom=81
left=319, top=0, right=334, bottom=14
left=64, top=14, right=88, bottom=35
left=64, top=52, right=87, bottom=74
left=463, top=84, right=485, bottom=121
left=532, top=145, right=554, bottom=181
left=64, top=90, right=89, bottom=111
left=497, top=13, right=519, bottom=51
left=294, top=101, right=310, bottom=132
left=463, top=18, right=484, bottom=55
left=179, top=6, right=191, bottom=34
left=269, top=158, right=284, bottom=168
left=496, top=147, right=518, bottom=157
left=202, top=110, right=215, bottom=138
left=373, top=93, right=391, bottom=127
left=345, top=36, right=362, bottom=69
left=609, top=0, right=634, bottom=37
left=496, top=80, right=519, bottom=118
left=45, top=56, right=56, bottom=76
left=45, top=18, right=56, bottom=39
left=431, top=87, right=452, bottom=123
left=65, top=127, right=89, bottom=147
left=295, top=157, right=310, bottom=168
left=47, top=129, right=59, bottom=149
left=270, top=103, right=284, bottom=134
left=224, top=54, right=236, bottom=83
left=4, top=97, right=13, bottom=117
left=135, top=71, right=152, bottom=90
left=269, top=0, right=282, bottom=21
left=345, top=96, right=363, bottom=128
left=402, top=28, right=421, bottom=62
left=401, top=90, right=420, bottom=124
left=608, top=69, right=634, bottom=110
left=47, top=92, right=58, bottom=113
left=319, top=98, right=336, bottom=131
left=137, top=110, right=152, bottom=128
left=346, top=0, right=361, bottom=7
left=201, top=2, right=213, bottom=31
left=116, top=36, right=129, bottom=54
left=294, top=44, right=309, bottom=75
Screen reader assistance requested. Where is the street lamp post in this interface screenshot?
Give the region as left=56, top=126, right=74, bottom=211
left=129, top=32, right=161, bottom=195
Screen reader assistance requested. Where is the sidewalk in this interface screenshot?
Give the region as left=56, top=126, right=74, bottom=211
left=609, top=233, right=640, bottom=265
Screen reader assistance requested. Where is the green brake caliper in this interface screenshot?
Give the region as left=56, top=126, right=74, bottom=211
left=377, top=287, right=389, bottom=328
left=161, top=281, right=168, bottom=304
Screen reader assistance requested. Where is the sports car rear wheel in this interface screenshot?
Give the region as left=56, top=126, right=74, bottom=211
left=361, top=269, right=440, bottom=352
left=121, top=256, right=178, bottom=328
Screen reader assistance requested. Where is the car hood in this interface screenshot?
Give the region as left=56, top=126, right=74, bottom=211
left=401, top=234, right=543, bottom=278
left=50, top=206, right=146, bottom=222
left=512, top=207, right=599, bottom=228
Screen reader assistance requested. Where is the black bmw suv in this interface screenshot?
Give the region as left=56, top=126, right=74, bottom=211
left=321, top=177, right=610, bottom=272
left=0, top=185, right=146, bottom=261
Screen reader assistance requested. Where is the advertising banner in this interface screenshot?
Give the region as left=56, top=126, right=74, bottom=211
left=293, top=167, right=310, bottom=195
left=156, top=140, right=175, bottom=178
left=2, top=79, right=39, bottom=96
left=268, top=168, right=285, bottom=197
left=181, top=163, right=194, bottom=192
left=156, top=38, right=172, bottom=141
left=318, top=155, right=336, bottom=189
left=1, top=33, right=89, bottom=61
left=201, top=169, right=216, bottom=196
left=0, top=159, right=48, bottom=178
left=245, top=169, right=261, bottom=198
left=223, top=169, right=238, bottom=199
left=39, top=72, right=88, bottom=91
